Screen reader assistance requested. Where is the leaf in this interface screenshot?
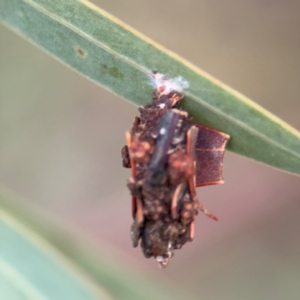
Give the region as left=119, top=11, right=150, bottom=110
left=0, top=187, right=187, bottom=300
left=0, top=0, right=300, bottom=175
left=0, top=211, right=111, bottom=299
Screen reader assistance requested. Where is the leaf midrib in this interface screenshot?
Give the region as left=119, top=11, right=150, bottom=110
left=24, top=0, right=148, bottom=74
left=23, top=0, right=300, bottom=160
left=186, top=91, right=300, bottom=159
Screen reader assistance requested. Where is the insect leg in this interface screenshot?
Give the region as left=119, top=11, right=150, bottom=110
left=171, top=182, right=187, bottom=219
left=186, top=126, right=198, bottom=200
left=126, top=132, right=137, bottom=218
left=198, top=203, right=218, bottom=221
left=122, top=117, right=140, bottom=168
left=126, top=132, right=144, bottom=247
left=130, top=197, right=144, bottom=247
left=189, top=220, right=195, bottom=241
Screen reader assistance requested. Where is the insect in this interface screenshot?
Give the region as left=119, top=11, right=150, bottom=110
left=122, top=73, right=229, bottom=268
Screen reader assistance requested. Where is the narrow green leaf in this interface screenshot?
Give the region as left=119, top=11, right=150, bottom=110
left=0, top=211, right=111, bottom=300
left=0, top=188, right=189, bottom=300
left=0, top=0, right=300, bottom=175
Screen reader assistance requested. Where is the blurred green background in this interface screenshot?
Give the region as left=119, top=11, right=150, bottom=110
left=1, top=0, right=300, bottom=299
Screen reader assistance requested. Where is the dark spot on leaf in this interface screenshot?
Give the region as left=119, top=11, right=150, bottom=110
left=74, top=46, right=87, bottom=58
left=101, top=64, right=108, bottom=69
left=109, top=67, right=124, bottom=79
left=77, top=48, right=85, bottom=56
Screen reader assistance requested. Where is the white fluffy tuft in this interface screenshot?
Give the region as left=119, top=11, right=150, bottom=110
left=150, top=73, right=189, bottom=94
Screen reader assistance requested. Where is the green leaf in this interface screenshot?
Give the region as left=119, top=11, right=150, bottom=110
left=0, top=0, right=300, bottom=175
left=0, top=210, right=111, bottom=300
left=0, top=188, right=187, bottom=300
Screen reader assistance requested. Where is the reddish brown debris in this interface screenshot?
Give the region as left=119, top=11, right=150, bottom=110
left=122, top=75, right=229, bottom=268
left=121, top=145, right=131, bottom=168
left=194, top=125, right=230, bottom=186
